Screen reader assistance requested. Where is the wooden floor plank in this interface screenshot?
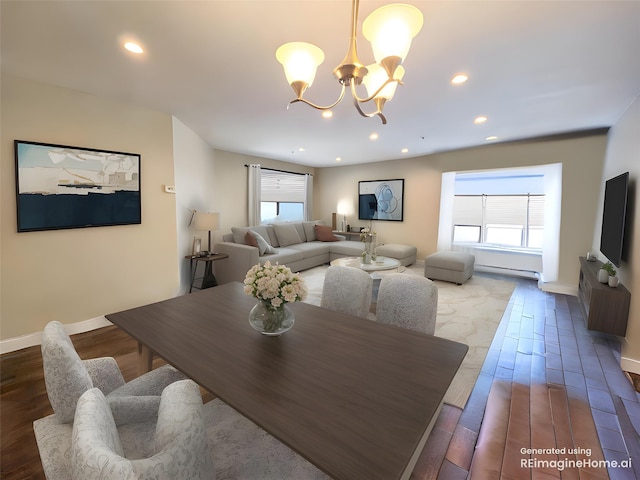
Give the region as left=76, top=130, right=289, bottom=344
left=2, top=275, right=634, bottom=480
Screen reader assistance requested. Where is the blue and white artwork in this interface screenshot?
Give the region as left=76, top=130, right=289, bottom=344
left=15, top=140, right=141, bottom=232
left=358, top=179, right=404, bottom=221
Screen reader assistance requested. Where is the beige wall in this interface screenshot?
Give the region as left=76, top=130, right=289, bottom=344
left=172, top=116, right=217, bottom=294
left=317, top=134, right=608, bottom=289
left=2, top=73, right=633, bottom=370
left=210, top=150, right=316, bottom=233
left=596, top=97, right=639, bottom=373
left=1, top=74, right=179, bottom=340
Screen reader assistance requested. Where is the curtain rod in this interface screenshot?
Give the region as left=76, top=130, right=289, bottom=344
left=244, top=164, right=313, bottom=176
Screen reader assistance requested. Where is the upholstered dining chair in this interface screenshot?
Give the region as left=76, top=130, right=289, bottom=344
left=71, top=380, right=214, bottom=480
left=376, top=274, right=438, bottom=334
left=33, top=320, right=187, bottom=480
left=321, top=265, right=373, bottom=319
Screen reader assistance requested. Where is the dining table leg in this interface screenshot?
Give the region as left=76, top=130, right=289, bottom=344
left=137, top=341, right=154, bottom=375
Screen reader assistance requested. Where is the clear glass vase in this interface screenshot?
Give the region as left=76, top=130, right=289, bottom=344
left=248, top=300, right=295, bottom=336
left=362, top=233, right=376, bottom=264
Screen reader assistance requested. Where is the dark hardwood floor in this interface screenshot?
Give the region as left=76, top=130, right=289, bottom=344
left=1, top=274, right=638, bottom=480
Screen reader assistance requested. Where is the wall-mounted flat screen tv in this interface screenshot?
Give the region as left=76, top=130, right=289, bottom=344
left=599, top=171, right=629, bottom=267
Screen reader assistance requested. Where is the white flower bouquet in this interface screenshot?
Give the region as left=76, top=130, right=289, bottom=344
left=243, top=261, right=307, bottom=310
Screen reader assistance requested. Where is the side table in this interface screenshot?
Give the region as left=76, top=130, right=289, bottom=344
left=333, top=230, right=363, bottom=240
left=185, top=253, right=229, bottom=293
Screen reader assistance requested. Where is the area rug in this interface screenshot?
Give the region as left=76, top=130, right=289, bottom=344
left=299, top=263, right=515, bottom=408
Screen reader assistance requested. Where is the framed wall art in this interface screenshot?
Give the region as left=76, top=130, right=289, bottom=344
left=358, top=179, right=404, bottom=221
left=15, top=140, right=141, bottom=232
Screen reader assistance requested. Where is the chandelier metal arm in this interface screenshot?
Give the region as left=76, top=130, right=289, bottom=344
left=276, top=0, right=423, bottom=123
left=350, top=77, right=403, bottom=104
left=288, top=83, right=347, bottom=111
left=353, top=95, right=388, bottom=125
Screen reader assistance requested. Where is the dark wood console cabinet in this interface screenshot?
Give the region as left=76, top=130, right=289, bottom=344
left=577, top=257, right=630, bottom=336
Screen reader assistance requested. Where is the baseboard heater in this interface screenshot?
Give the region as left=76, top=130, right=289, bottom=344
left=475, top=264, right=539, bottom=279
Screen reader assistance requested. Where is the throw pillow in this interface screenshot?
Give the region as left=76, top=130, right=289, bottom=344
left=232, top=225, right=273, bottom=246
left=314, top=225, right=340, bottom=242
left=245, top=231, right=276, bottom=256
left=245, top=231, right=259, bottom=248
left=303, top=220, right=326, bottom=242
left=273, top=223, right=302, bottom=247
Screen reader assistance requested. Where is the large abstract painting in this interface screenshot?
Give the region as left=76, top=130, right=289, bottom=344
left=358, top=179, right=404, bottom=221
left=15, top=140, right=141, bottom=232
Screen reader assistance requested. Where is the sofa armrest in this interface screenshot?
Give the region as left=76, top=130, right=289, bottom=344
left=213, top=242, right=260, bottom=284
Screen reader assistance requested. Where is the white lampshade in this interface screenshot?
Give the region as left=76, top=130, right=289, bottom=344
left=276, top=42, right=325, bottom=86
left=193, top=212, right=220, bottom=232
left=362, top=4, right=423, bottom=64
left=363, top=63, right=405, bottom=100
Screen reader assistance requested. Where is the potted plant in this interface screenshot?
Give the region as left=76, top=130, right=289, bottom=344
left=601, top=262, right=619, bottom=287
left=598, top=261, right=615, bottom=285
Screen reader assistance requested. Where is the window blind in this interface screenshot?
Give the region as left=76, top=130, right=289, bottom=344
left=260, top=170, right=306, bottom=202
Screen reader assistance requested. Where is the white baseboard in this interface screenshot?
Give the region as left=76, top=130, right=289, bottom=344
left=0, top=316, right=112, bottom=355
left=538, top=281, right=578, bottom=296
left=621, top=356, right=640, bottom=376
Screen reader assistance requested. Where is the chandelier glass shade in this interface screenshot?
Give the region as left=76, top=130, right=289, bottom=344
left=275, top=1, right=423, bottom=124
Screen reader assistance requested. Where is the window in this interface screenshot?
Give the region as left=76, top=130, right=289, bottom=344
left=452, top=194, right=544, bottom=249
left=260, top=169, right=306, bottom=223
left=260, top=201, right=303, bottom=222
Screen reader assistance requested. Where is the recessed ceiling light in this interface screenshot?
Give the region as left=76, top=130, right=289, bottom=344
left=124, top=41, right=144, bottom=54
left=401, top=148, right=409, bottom=154
left=451, top=73, right=468, bottom=85
left=322, top=110, right=333, bottom=119
left=474, top=115, right=488, bottom=124
left=369, top=132, right=379, bottom=141
left=298, top=147, right=305, bottom=152
left=485, top=136, right=498, bottom=141
left=335, top=157, right=342, bottom=162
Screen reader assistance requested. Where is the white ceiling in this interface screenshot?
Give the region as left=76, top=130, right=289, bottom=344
left=2, top=1, right=639, bottom=167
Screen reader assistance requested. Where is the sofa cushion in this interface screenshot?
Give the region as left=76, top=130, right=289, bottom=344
left=245, top=231, right=276, bottom=256
left=231, top=226, right=273, bottom=246
left=273, top=223, right=303, bottom=247
left=328, top=240, right=366, bottom=256
left=260, top=247, right=304, bottom=265
left=315, top=225, right=340, bottom=242
left=303, top=220, right=325, bottom=242
left=289, top=241, right=331, bottom=257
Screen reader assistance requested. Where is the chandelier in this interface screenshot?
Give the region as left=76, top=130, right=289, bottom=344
left=276, top=0, right=423, bottom=124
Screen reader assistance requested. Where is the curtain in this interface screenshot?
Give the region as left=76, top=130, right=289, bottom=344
left=248, top=164, right=261, bottom=226
left=303, top=174, right=313, bottom=221
left=437, top=172, right=456, bottom=250
left=540, top=163, right=562, bottom=284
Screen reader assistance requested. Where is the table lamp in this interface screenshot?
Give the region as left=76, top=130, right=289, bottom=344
left=193, top=211, right=220, bottom=254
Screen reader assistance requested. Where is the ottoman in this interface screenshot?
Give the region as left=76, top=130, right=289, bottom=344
left=424, top=251, right=475, bottom=284
left=375, top=244, right=417, bottom=266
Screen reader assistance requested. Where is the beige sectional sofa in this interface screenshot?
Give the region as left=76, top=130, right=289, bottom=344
left=213, top=221, right=367, bottom=284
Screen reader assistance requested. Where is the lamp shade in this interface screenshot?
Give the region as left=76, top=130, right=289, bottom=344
left=276, top=42, right=325, bottom=86
left=362, top=4, right=423, bottom=64
left=193, top=212, right=220, bottom=231
left=363, top=63, right=405, bottom=101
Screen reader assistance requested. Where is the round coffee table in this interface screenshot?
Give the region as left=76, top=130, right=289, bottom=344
left=330, top=256, right=401, bottom=272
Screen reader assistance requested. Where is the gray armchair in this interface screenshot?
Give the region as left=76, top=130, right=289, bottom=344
left=33, top=321, right=187, bottom=479
left=376, top=274, right=438, bottom=334
left=320, top=265, right=373, bottom=319
left=71, top=380, right=214, bottom=480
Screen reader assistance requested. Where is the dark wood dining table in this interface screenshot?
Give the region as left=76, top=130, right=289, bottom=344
left=106, top=282, right=468, bottom=480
